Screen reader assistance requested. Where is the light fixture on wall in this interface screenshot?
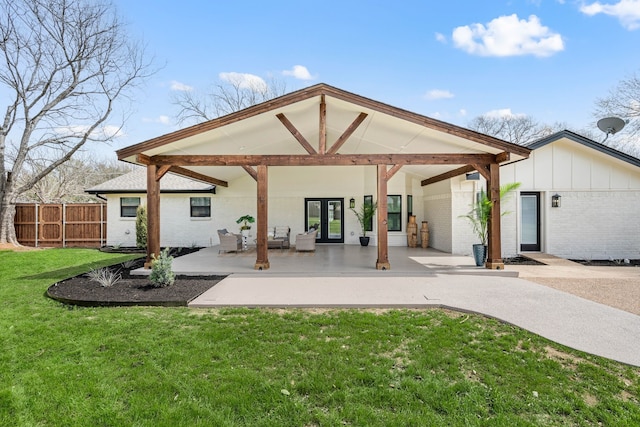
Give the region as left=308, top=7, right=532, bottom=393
left=552, top=194, right=561, bottom=208
left=349, top=198, right=355, bottom=209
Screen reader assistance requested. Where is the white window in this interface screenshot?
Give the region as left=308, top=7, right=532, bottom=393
left=190, top=197, right=211, bottom=218
left=120, top=197, right=140, bottom=218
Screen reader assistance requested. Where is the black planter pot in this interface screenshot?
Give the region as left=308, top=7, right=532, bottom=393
left=359, top=236, right=370, bottom=246
left=472, top=244, right=487, bottom=267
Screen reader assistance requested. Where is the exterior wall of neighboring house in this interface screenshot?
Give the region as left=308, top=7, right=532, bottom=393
left=438, top=135, right=640, bottom=260
left=500, top=138, right=640, bottom=260
left=103, top=166, right=426, bottom=247
left=106, top=193, right=217, bottom=248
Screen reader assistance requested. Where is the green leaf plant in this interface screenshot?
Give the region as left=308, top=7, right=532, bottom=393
left=236, top=215, right=255, bottom=231
left=461, top=182, right=521, bottom=245
left=350, top=201, right=378, bottom=237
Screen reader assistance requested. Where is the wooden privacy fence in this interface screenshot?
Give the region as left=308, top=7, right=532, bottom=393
left=15, top=203, right=107, bottom=248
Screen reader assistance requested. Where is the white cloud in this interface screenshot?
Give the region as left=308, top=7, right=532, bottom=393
left=219, top=72, right=267, bottom=91
left=170, top=80, right=193, bottom=92
left=580, top=0, right=640, bottom=30
left=142, top=115, right=172, bottom=125
left=435, top=32, right=447, bottom=43
left=282, top=65, right=315, bottom=80
left=452, top=14, right=564, bottom=57
left=484, top=108, right=526, bottom=118
left=425, top=89, right=454, bottom=100
left=459, top=109, right=467, bottom=117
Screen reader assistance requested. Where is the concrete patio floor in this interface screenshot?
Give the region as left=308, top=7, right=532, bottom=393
left=135, top=245, right=640, bottom=366
left=150, top=245, right=519, bottom=277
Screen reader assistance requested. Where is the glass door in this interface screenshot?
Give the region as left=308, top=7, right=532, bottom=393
left=305, top=198, right=344, bottom=243
left=520, top=192, right=540, bottom=251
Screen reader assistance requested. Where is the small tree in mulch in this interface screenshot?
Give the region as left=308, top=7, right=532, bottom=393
left=149, top=248, right=175, bottom=287
left=136, top=205, right=147, bottom=249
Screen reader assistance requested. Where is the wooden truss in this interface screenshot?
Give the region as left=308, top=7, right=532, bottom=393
left=123, top=85, right=529, bottom=271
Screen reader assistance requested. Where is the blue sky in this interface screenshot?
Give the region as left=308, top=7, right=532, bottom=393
left=105, top=0, right=640, bottom=156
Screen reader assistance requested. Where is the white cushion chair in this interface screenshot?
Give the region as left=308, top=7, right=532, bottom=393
left=217, top=229, right=242, bottom=253
left=295, top=229, right=318, bottom=252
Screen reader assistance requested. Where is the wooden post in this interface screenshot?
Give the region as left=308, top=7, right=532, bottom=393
left=254, top=165, right=270, bottom=270
left=145, top=164, right=161, bottom=269
left=486, top=162, right=504, bottom=269
left=376, top=164, right=390, bottom=270
left=319, top=94, right=326, bottom=154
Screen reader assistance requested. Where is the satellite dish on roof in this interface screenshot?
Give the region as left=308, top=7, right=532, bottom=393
left=597, top=117, right=626, bottom=142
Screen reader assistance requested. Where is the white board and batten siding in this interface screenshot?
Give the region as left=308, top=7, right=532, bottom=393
left=501, top=137, right=640, bottom=260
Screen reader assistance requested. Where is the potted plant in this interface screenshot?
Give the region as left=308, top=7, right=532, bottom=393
left=350, top=201, right=377, bottom=246
left=236, top=214, right=255, bottom=236
left=462, top=182, right=520, bottom=266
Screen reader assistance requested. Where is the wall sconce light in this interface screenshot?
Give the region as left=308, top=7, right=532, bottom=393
left=349, top=198, right=355, bottom=209
left=552, top=194, right=561, bottom=208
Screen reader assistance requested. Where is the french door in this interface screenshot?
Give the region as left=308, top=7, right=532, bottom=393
left=304, top=198, right=344, bottom=243
left=520, top=192, right=541, bottom=251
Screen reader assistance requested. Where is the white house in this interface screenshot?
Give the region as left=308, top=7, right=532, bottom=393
left=94, top=130, right=640, bottom=262
left=106, top=84, right=639, bottom=268
left=86, top=168, right=217, bottom=247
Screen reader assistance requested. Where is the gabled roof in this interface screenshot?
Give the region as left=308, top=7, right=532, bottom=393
left=528, top=130, right=640, bottom=169
left=116, top=83, right=530, bottom=184
left=85, top=168, right=216, bottom=195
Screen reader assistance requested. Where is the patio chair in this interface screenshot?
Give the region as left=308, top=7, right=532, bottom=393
left=295, top=229, right=318, bottom=252
left=217, top=229, right=242, bottom=253
left=273, top=226, right=291, bottom=249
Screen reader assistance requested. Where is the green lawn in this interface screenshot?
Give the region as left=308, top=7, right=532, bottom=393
left=1, top=248, right=638, bottom=426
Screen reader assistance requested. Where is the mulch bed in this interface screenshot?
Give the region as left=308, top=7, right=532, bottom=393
left=570, top=259, right=640, bottom=267
left=47, top=248, right=226, bottom=307
left=502, top=256, right=546, bottom=265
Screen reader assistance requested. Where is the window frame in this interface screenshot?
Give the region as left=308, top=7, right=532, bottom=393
left=190, top=196, right=211, bottom=218
left=364, top=195, right=373, bottom=232
left=387, top=194, right=402, bottom=232
left=120, top=197, right=140, bottom=218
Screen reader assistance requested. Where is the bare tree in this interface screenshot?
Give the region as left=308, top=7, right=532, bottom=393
left=16, top=155, right=134, bottom=203
left=0, top=0, right=154, bottom=245
left=173, top=75, right=287, bottom=125
left=593, top=71, right=640, bottom=152
left=468, top=114, right=563, bottom=145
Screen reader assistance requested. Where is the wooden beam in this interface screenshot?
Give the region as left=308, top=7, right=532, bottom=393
left=376, top=164, right=390, bottom=270
left=496, top=151, right=510, bottom=163
left=118, top=84, right=530, bottom=161
left=317, top=85, right=532, bottom=158
left=137, top=153, right=151, bottom=165
left=254, top=165, right=269, bottom=270
left=421, top=165, right=476, bottom=186
left=241, top=165, right=258, bottom=181
left=150, top=153, right=497, bottom=167
left=167, top=166, right=228, bottom=187
left=145, top=165, right=160, bottom=269
left=156, top=165, right=171, bottom=180
left=319, top=94, right=326, bottom=155
left=326, top=112, right=368, bottom=155
left=385, top=164, right=403, bottom=180
left=276, top=113, right=317, bottom=155
left=472, top=163, right=491, bottom=181
left=486, top=162, right=503, bottom=270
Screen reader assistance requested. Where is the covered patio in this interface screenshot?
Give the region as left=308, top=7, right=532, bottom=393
left=133, top=245, right=518, bottom=277
left=117, top=84, right=529, bottom=271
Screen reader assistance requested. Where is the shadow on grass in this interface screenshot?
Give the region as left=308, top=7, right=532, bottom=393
left=20, top=256, right=142, bottom=281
